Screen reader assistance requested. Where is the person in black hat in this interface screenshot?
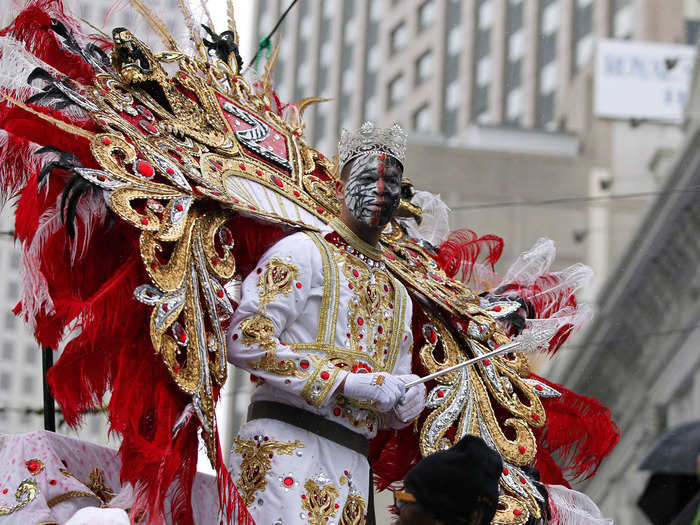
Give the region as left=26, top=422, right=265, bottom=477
left=393, top=435, right=503, bottom=525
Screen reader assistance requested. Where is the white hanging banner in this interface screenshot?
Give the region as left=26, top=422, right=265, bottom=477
left=594, top=39, right=696, bottom=123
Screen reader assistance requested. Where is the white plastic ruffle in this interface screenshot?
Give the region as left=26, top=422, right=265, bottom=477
left=547, top=484, right=614, bottom=525
left=403, top=190, right=451, bottom=247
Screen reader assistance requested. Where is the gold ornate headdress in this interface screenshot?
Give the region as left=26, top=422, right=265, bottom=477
left=338, top=122, right=407, bottom=170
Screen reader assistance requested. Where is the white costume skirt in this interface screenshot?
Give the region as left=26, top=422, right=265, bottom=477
left=228, top=418, right=370, bottom=525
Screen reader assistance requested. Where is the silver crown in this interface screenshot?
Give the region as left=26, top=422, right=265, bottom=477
left=338, top=122, right=407, bottom=170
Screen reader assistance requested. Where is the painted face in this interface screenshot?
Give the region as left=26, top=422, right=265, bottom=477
left=343, top=152, right=403, bottom=228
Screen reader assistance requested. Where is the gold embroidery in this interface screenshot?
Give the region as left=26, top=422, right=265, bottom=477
left=234, top=437, right=305, bottom=506
left=339, top=491, right=367, bottom=525
left=336, top=245, right=399, bottom=368
left=86, top=468, right=115, bottom=504
left=239, top=314, right=300, bottom=377
left=0, top=479, right=38, bottom=515
left=301, top=357, right=342, bottom=407
left=257, top=257, right=299, bottom=310
left=240, top=314, right=277, bottom=351
left=47, top=491, right=100, bottom=508
left=301, top=477, right=340, bottom=525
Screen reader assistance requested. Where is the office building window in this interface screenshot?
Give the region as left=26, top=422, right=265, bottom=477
left=416, top=50, right=433, bottom=85
left=537, top=0, right=558, bottom=129
left=22, top=376, right=33, bottom=395
left=2, top=342, right=13, bottom=360
left=472, top=0, right=492, bottom=122
left=9, top=253, right=19, bottom=270
left=418, top=0, right=436, bottom=32
left=363, top=14, right=380, bottom=120
left=443, top=0, right=461, bottom=136
left=572, top=0, right=594, bottom=74
left=390, top=22, right=407, bottom=55
left=388, top=74, right=406, bottom=107
left=413, top=104, right=431, bottom=131
left=4, top=312, right=14, bottom=331
left=0, top=372, right=11, bottom=391
left=7, top=281, right=18, bottom=300
left=611, top=0, right=632, bottom=39
left=504, top=0, right=524, bottom=124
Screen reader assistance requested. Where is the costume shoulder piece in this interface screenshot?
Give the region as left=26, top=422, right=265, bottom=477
left=0, top=2, right=618, bottom=524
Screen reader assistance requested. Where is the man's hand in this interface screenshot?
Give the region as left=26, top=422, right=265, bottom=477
left=393, top=375, right=426, bottom=423
left=342, top=372, right=405, bottom=412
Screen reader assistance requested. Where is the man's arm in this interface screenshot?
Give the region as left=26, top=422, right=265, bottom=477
left=226, top=233, right=348, bottom=408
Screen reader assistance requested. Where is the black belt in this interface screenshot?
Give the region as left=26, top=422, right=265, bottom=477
left=246, top=400, right=369, bottom=456
left=245, top=400, right=376, bottom=524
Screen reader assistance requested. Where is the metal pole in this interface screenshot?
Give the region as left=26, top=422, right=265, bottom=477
left=42, top=346, right=55, bottom=432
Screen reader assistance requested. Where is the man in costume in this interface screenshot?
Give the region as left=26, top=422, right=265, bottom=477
left=226, top=123, right=427, bottom=524
left=393, top=435, right=502, bottom=525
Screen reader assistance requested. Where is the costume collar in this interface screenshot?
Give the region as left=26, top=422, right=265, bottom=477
left=329, top=219, right=383, bottom=261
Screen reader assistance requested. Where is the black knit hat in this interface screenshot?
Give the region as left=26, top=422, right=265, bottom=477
left=404, top=435, right=503, bottom=525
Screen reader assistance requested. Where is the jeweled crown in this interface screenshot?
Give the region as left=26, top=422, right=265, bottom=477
left=338, top=122, right=407, bottom=170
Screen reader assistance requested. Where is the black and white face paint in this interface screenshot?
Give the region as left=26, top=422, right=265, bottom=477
left=343, top=152, right=403, bottom=228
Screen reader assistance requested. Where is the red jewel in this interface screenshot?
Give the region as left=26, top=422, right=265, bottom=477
left=301, top=494, right=306, bottom=499
left=163, top=305, right=169, bottom=313
left=101, top=137, right=111, bottom=145
left=145, top=122, right=157, bottom=133
left=256, top=268, right=262, bottom=274
left=265, top=105, right=270, bottom=111
left=173, top=366, right=180, bottom=373
left=494, top=306, right=502, bottom=312
left=533, top=413, right=539, bottom=421
left=483, top=359, right=490, bottom=366
left=176, top=203, right=184, bottom=211
left=378, top=326, right=383, bottom=334
left=513, top=510, right=522, bottom=516
left=316, top=207, right=324, bottom=214
left=151, top=262, right=157, bottom=269
left=254, top=169, right=262, bottom=177
left=386, top=252, right=395, bottom=260
left=2, top=489, right=6, bottom=494
left=49, top=480, right=56, bottom=486
left=437, top=391, right=444, bottom=398
left=335, top=504, right=339, bottom=509
left=503, top=468, right=509, bottom=475
left=269, top=453, right=273, bottom=458
left=212, top=257, right=219, bottom=265
left=233, top=76, right=238, bottom=83
left=176, top=146, right=182, bottom=152
left=283, top=477, right=294, bottom=487
left=232, top=333, right=238, bottom=340
left=293, top=191, right=301, bottom=197
left=348, top=283, right=354, bottom=290
left=296, top=282, right=302, bottom=289
left=239, top=163, right=246, bottom=171
left=536, top=385, right=543, bottom=391
left=519, top=446, right=526, bottom=454
left=26, top=460, right=43, bottom=474
left=137, top=160, right=154, bottom=178
left=300, top=360, right=309, bottom=369
left=344, top=471, right=349, bottom=476
left=520, top=476, right=526, bottom=483
left=352, top=269, right=359, bottom=277
left=141, top=217, right=149, bottom=225
left=333, top=408, right=341, bottom=416
left=320, top=371, right=330, bottom=380
left=249, top=205, right=257, bottom=210
left=217, top=290, right=225, bottom=298
left=319, top=153, right=325, bottom=159
left=167, top=167, right=175, bottom=174
left=99, top=119, right=107, bottom=125
left=357, top=317, right=364, bottom=326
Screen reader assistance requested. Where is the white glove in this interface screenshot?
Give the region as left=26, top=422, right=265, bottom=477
left=393, top=375, right=426, bottom=423
left=343, top=372, right=405, bottom=412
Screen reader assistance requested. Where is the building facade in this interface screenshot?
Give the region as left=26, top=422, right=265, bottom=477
left=251, top=0, right=694, bottom=154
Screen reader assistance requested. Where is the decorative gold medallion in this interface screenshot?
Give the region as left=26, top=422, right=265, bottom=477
left=234, top=437, right=305, bottom=506
left=0, top=479, right=38, bottom=515
left=301, top=475, right=340, bottom=525
left=339, top=491, right=367, bottom=525
left=257, top=257, right=300, bottom=310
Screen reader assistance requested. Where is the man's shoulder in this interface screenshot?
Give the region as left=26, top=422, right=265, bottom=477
left=263, top=230, right=323, bottom=263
